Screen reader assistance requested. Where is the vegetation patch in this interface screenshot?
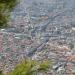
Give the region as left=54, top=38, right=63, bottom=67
left=5, top=59, right=52, bottom=75
left=0, top=0, right=17, bottom=28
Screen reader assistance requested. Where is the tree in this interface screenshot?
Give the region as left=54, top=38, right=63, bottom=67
left=7, top=59, right=52, bottom=75
left=0, top=0, right=17, bottom=28
left=0, top=70, right=4, bottom=75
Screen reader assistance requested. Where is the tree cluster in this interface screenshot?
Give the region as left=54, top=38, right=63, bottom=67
left=0, top=0, right=17, bottom=28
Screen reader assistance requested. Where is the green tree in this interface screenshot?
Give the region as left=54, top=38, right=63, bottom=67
left=0, top=70, right=3, bottom=75
left=0, top=0, right=17, bottom=28
left=7, top=59, right=52, bottom=75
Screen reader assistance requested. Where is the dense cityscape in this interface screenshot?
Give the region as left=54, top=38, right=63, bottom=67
left=0, top=0, right=75, bottom=75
